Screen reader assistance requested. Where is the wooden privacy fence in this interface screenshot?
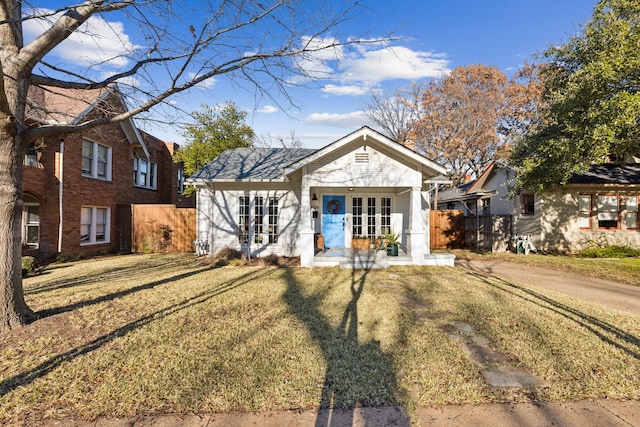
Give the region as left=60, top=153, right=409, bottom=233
left=130, top=204, right=196, bottom=253
left=430, top=210, right=464, bottom=249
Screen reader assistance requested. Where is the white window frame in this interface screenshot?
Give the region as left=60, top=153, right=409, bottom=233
left=238, top=193, right=280, bottom=246
left=624, top=195, right=638, bottom=230
left=80, top=206, right=111, bottom=245
left=24, top=142, right=39, bottom=167
left=133, top=155, right=157, bottom=189
left=22, top=197, right=40, bottom=248
left=82, top=139, right=112, bottom=181
left=352, top=195, right=393, bottom=240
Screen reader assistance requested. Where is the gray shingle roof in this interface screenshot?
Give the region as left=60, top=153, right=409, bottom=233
left=190, top=147, right=317, bottom=181
left=568, top=163, right=640, bottom=185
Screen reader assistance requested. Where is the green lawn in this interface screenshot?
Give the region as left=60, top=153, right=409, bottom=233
left=1, top=254, right=639, bottom=424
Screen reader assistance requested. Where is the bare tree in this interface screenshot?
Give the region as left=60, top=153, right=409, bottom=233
left=0, top=0, right=382, bottom=330
left=363, top=83, right=423, bottom=145
left=256, top=131, right=304, bottom=148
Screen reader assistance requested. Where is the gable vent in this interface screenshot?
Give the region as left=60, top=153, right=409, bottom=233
left=354, top=152, right=369, bottom=163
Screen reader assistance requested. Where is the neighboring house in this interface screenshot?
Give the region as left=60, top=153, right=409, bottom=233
left=437, top=161, right=640, bottom=253
left=188, top=126, right=455, bottom=267
left=22, top=85, right=190, bottom=260
left=436, top=161, right=518, bottom=252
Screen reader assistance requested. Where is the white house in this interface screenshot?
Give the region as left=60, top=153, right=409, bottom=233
left=187, top=126, right=455, bottom=267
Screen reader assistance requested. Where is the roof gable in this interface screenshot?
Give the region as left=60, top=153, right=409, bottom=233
left=283, top=126, right=446, bottom=178
left=27, top=84, right=150, bottom=155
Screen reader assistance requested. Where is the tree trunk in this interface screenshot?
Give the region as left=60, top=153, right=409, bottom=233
left=0, top=124, right=33, bottom=331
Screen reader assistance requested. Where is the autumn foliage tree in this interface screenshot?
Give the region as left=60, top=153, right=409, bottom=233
left=410, top=64, right=543, bottom=185
left=0, top=0, right=380, bottom=331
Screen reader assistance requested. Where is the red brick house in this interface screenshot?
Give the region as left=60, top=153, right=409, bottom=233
left=22, top=85, right=191, bottom=260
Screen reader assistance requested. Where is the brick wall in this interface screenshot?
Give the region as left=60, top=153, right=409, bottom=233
left=22, top=111, right=188, bottom=260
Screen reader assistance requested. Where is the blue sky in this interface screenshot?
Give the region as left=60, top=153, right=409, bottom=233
left=30, top=1, right=598, bottom=149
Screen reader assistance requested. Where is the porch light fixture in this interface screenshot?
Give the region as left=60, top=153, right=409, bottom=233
left=348, top=187, right=354, bottom=192
left=311, top=193, right=320, bottom=209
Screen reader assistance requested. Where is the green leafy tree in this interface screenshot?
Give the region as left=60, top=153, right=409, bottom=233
left=512, top=0, right=640, bottom=193
left=175, top=102, right=255, bottom=180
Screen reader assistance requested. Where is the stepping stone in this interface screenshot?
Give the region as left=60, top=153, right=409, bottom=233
left=452, top=321, right=475, bottom=333
left=470, top=334, right=491, bottom=346
left=463, top=342, right=513, bottom=365
left=481, top=366, right=549, bottom=389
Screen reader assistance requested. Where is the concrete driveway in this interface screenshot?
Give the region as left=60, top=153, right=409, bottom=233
left=455, top=257, right=640, bottom=316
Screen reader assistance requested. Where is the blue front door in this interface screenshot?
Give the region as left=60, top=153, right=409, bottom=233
left=322, top=195, right=345, bottom=249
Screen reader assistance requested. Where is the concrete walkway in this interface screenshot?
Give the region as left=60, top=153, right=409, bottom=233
left=455, top=258, right=640, bottom=315
left=42, top=399, right=640, bottom=426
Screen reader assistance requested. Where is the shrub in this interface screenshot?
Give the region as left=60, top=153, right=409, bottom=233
left=21, top=256, right=37, bottom=277
left=214, top=247, right=243, bottom=260
left=145, top=223, right=173, bottom=253
left=576, top=245, right=640, bottom=258
left=259, top=254, right=281, bottom=266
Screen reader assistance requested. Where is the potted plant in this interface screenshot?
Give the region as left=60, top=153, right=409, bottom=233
left=351, top=235, right=370, bottom=250
left=384, top=229, right=401, bottom=256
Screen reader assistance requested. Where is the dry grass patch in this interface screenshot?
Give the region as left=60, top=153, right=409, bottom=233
left=1, top=254, right=639, bottom=424
left=453, top=250, right=640, bottom=286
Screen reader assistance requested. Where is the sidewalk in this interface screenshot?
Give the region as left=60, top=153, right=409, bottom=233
left=41, top=399, right=640, bottom=426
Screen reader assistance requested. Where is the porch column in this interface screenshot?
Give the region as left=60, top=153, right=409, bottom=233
left=407, top=186, right=425, bottom=264
left=423, top=190, right=431, bottom=255
left=300, top=181, right=315, bottom=267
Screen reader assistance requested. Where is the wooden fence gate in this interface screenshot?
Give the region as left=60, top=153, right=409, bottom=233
left=128, top=204, right=196, bottom=253
left=430, top=210, right=465, bottom=249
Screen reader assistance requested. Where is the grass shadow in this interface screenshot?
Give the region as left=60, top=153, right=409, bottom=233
left=1, top=268, right=273, bottom=397
left=281, top=267, right=403, bottom=427
left=466, top=270, right=640, bottom=360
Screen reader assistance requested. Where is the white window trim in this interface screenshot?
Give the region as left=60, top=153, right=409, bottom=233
left=80, top=206, right=111, bottom=245
left=238, top=193, right=280, bottom=246
left=82, top=139, right=112, bottom=181
left=22, top=201, right=40, bottom=248
left=133, top=155, right=157, bottom=190
left=351, top=195, right=394, bottom=239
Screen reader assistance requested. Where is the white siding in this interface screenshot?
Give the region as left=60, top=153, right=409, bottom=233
left=306, top=146, right=422, bottom=188
left=205, top=185, right=300, bottom=258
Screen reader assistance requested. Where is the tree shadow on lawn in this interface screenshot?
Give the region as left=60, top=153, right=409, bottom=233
left=282, top=267, right=404, bottom=427
left=34, top=265, right=212, bottom=319
left=24, top=256, right=194, bottom=297
left=0, top=268, right=274, bottom=397
left=467, top=271, right=640, bottom=360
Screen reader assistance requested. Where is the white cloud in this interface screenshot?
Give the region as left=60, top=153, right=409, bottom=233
left=291, top=36, right=344, bottom=82
left=24, top=8, right=138, bottom=68
left=257, top=105, right=278, bottom=114
left=295, top=35, right=450, bottom=96
left=187, top=72, right=216, bottom=89
left=321, top=84, right=371, bottom=96
left=305, top=111, right=369, bottom=129
left=338, top=46, right=449, bottom=82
